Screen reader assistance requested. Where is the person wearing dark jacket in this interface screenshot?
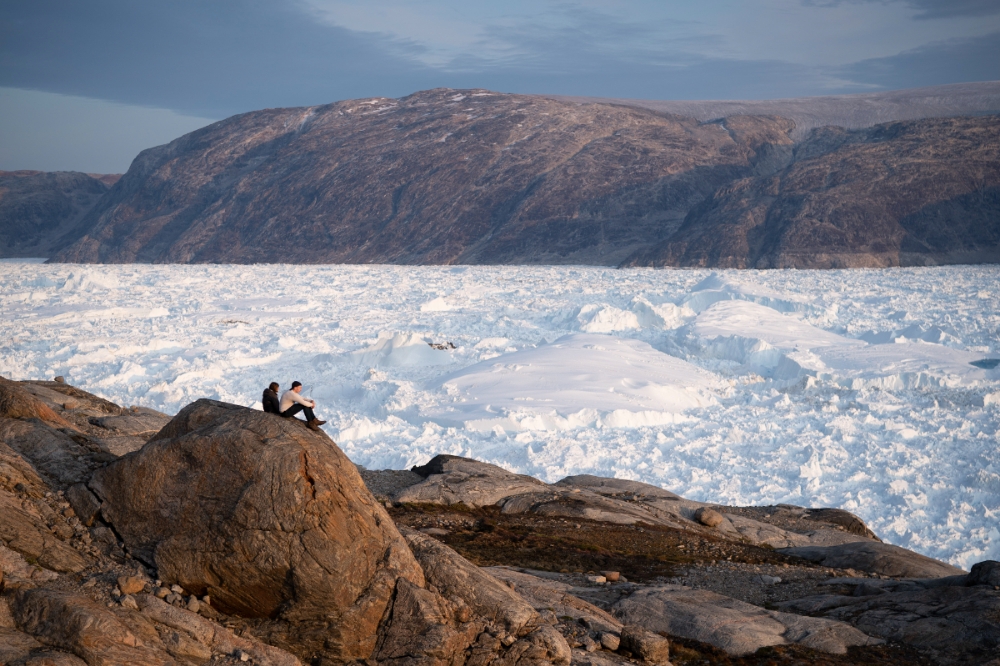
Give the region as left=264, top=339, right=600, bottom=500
left=262, top=382, right=281, bottom=414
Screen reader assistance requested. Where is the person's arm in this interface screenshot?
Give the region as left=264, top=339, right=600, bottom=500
left=290, top=391, right=315, bottom=407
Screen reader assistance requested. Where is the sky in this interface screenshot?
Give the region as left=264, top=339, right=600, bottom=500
left=1, top=0, right=998, bottom=173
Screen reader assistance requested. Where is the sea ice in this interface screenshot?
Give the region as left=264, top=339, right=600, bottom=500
left=427, top=333, right=719, bottom=431
left=1, top=262, right=998, bottom=568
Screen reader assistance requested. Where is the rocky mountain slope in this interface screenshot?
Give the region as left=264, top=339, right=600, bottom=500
left=48, top=86, right=1000, bottom=268
left=624, top=115, right=1000, bottom=268
left=51, top=89, right=798, bottom=266
left=0, top=171, right=120, bottom=258
left=2, top=376, right=998, bottom=665
left=557, top=80, right=1000, bottom=141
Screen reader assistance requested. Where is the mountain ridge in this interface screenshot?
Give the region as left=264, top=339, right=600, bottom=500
left=0, top=83, right=996, bottom=268
left=0, top=170, right=120, bottom=258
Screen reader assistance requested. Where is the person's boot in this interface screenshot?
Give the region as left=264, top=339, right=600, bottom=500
left=307, top=418, right=326, bottom=430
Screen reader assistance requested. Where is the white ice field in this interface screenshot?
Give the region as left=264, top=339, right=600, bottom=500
left=2, top=262, right=999, bottom=568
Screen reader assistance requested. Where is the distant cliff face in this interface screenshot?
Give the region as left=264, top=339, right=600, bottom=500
left=44, top=88, right=1000, bottom=268
left=51, top=89, right=794, bottom=265
left=0, top=171, right=115, bottom=258
left=624, top=115, right=1000, bottom=268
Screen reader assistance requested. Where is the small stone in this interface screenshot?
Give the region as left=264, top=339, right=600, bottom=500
left=500, top=633, right=516, bottom=647
left=165, top=593, right=180, bottom=604
left=758, top=575, right=781, bottom=585
left=54, top=376, right=65, bottom=383
left=186, top=596, right=201, bottom=613
left=586, top=575, right=607, bottom=584
left=581, top=635, right=599, bottom=652
left=600, top=632, right=621, bottom=651
left=201, top=595, right=211, bottom=605
left=120, top=594, right=139, bottom=610
left=235, top=649, right=251, bottom=662
left=620, top=625, right=670, bottom=664
left=693, top=507, right=724, bottom=528
left=155, top=587, right=170, bottom=599
left=170, top=584, right=184, bottom=594
left=539, top=609, right=559, bottom=625
left=454, top=605, right=472, bottom=623
left=117, top=575, right=145, bottom=595
left=111, top=587, right=121, bottom=597
left=601, top=571, right=620, bottom=582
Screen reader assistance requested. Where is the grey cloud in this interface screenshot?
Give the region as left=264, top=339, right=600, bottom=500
left=907, top=0, right=1000, bottom=18
left=0, top=0, right=441, bottom=118
left=838, top=31, right=1000, bottom=89
left=803, top=0, right=1000, bottom=19
left=1, top=0, right=995, bottom=122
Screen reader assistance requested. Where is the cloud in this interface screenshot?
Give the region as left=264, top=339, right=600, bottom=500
left=804, top=0, right=1000, bottom=19
left=1, top=0, right=996, bottom=122
left=0, top=0, right=440, bottom=118
left=838, top=31, right=1000, bottom=89
left=906, top=0, right=1000, bottom=19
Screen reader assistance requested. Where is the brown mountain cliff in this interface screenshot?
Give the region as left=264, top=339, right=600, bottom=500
left=624, top=115, right=1000, bottom=268
left=50, top=89, right=795, bottom=265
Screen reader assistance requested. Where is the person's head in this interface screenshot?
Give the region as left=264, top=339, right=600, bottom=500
left=269, top=382, right=279, bottom=392
left=291, top=381, right=302, bottom=393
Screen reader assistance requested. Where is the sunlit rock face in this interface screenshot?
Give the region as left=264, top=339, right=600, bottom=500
left=49, top=88, right=796, bottom=266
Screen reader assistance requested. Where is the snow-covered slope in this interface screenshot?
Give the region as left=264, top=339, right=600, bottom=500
left=2, top=262, right=998, bottom=568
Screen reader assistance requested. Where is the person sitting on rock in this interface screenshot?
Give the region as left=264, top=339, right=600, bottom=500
left=262, top=382, right=281, bottom=414
left=280, top=381, right=327, bottom=430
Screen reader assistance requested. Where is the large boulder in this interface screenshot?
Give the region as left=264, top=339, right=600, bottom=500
left=88, top=401, right=570, bottom=665
left=89, top=399, right=425, bottom=661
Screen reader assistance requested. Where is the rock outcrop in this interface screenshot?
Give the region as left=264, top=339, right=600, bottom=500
left=89, top=399, right=426, bottom=660
left=2, top=379, right=996, bottom=665
left=613, top=585, right=880, bottom=656
left=779, top=540, right=965, bottom=579
left=88, top=399, right=572, bottom=664
left=382, top=454, right=878, bottom=550
left=0, top=171, right=117, bottom=258
left=778, top=576, right=1000, bottom=664
left=398, top=454, right=550, bottom=507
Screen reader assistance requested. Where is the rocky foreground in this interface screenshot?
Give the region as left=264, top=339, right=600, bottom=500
left=0, top=377, right=998, bottom=665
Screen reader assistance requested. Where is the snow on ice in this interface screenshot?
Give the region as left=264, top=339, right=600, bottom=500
left=2, top=262, right=998, bottom=569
